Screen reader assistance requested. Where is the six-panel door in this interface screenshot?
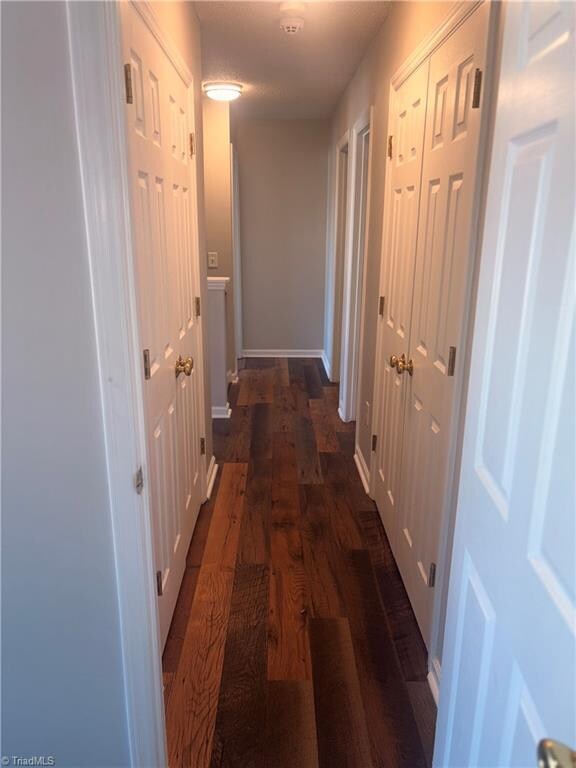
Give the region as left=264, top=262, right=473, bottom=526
left=435, top=2, right=575, bottom=763
left=397, top=2, right=491, bottom=645
left=122, top=4, right=203, bottom=648
left=374, top=3, right=491, bottom=649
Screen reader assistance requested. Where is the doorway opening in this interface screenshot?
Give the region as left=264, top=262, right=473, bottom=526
left=339, top=112, right=372, bottom=426
left=329, top=136, right=349, bottom=385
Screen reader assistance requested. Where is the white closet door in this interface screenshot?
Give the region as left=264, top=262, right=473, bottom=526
left=122, top=4, right=203, bottom=648
left=396, top=3, right=491, bottom=645
left=435, top=2, right=575, bottom=764
left=373, top=61, right=429, bottom=537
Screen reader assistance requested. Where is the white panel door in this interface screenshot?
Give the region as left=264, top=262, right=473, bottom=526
left=396, top=3, right=490, bottom=646
left=122, top=4, right=203, bottom=648
left=373, top=61, right=429, bottom=536
left=435, top=3, right=575, bottom=766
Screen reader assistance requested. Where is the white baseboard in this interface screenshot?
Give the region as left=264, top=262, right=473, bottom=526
left=354, top=448, right=371, bottom=495
left=321, top=351, right=332, bottom=380
left=338, top=405, right=355, bottom=424
left=242, top=349, right=323, bottom=358
left=206, top=456, right=218, bottom=500
left=212, top=404, right=232, bottom=419
left=428, top=658, right=441, bottom=705
left=321, top=350, right=339, bottom=383
left=227, top=368, right=239, bottom=385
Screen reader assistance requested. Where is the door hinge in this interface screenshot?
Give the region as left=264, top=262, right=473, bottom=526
left=388, top=135, right=393, bottom=160
left=195, top=296, right=201, bottom=318
left=379, top=296, right=385, bottom=316
left=124, top=63, right=133, bottom=105
left=472, top=68, right=483, bottom=109
left=134, top=466, right=144, bottom=495
left=200, top=437, right=206, bottom=455
left=156, top=570, right=163, bottom=597
left=428, top=562, right=436, bottom=588
left=371, top=434, right=378, bottom=452
left=447, top=346, right=457, bottom=377
left=143, top=349, right=151, bottom=380
left=189, top=132, right=196, bottom=157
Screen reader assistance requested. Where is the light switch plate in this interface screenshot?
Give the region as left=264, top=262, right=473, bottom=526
left=208, top=251, right=218, bottom=269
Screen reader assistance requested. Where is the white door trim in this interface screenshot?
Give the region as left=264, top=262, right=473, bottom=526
left=231, top=143, right=243, bottom=366
left=352, top=107, right=375, bottom=488
left=130, top=0, right=194, bottom=86
left=392, top=0, right=483, bottom=89
left=67, top=2, right=166, bottom=764
left=184, top=49, right=210, bottom=504
left=339, top=107, right=373, bottom=424
left=324, top=130, right=350, bottom=382
left=369, top=76, right=396, bottom=500
left=66, top=1, right=210, bottom=763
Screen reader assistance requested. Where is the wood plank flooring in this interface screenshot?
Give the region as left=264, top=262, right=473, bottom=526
left=163, top=357, right=436, bottom=768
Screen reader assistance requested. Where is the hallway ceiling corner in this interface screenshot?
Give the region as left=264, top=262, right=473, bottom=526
left=194, top=1, right=390, bottom=120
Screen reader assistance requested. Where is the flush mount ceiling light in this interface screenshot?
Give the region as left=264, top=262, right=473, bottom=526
left=203, top=82, right=243, bottom=102
left=279, top=1, right=306, bottom=35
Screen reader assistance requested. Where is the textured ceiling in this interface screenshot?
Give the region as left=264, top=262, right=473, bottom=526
left=194, top=2, right=390, bottom=119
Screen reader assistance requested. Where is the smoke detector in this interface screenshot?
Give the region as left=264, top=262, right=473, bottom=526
left=279, top=2, right=305, bottom=35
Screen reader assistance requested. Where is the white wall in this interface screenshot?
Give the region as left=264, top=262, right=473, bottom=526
left=233, top=118, right=329, bottom=353
left=1, top=2, right=129, bottom=762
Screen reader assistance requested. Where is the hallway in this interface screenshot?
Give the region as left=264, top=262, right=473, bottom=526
left=162, top=357, right=436, bottom=768
left=3, top=1, right=574, bottom=761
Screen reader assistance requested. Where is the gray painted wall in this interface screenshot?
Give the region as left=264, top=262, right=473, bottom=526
left=233, top=118, right=329, bottom=352
left=1, top=3, right=129, bottom=762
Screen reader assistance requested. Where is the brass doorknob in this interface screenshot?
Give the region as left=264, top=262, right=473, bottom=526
left=175, top=355, right=193, bottom=378
left=538, top=738, right=576, bottom=768
left=389, top=354, right=400, bottom=370
left=396, top=353, right=414, bottom=376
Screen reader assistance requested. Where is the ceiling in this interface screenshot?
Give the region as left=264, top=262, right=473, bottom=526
left=194, top=2, right=390, bottom=119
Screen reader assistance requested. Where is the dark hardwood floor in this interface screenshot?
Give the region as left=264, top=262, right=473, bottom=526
left=163, top=357, right=436, bottom=768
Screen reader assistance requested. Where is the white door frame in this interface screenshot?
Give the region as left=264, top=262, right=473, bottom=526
left=368, top=0, right=493, bottom=701
left=339, top=108, right=373, bottom=424
left=231, top=143, right=243, bottom=365
left=324, top=130, right=350, bottom=382
left=67, top=2, right=211, bottom=763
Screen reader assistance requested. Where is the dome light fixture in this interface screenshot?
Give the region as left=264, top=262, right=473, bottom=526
left=203, top=82, right=243, bottom=102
